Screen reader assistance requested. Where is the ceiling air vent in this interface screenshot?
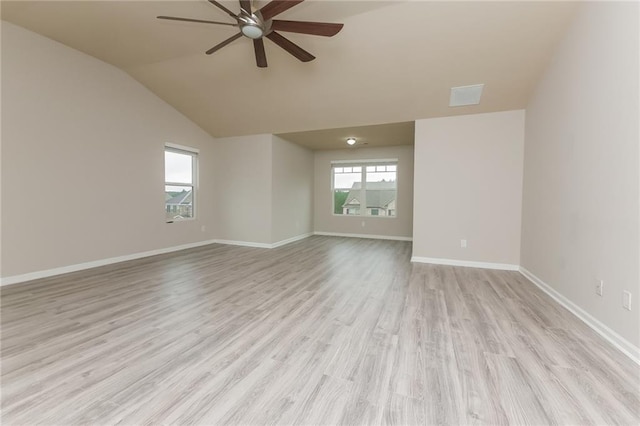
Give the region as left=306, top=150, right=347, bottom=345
left=449, top=84, right=484, bottom=107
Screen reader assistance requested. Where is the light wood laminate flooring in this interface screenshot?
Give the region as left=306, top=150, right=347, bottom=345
left=1, top=236, right=639, bottom=425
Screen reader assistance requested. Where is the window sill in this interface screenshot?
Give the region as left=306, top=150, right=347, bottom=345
left=166, top=218, right=196, bottom=223
left=331, top=214, right=397, bottom=219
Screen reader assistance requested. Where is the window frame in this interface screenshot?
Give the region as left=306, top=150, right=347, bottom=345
left=164, top=143, right=199, bottom=223
left=330, top=159, right=398, bottom=219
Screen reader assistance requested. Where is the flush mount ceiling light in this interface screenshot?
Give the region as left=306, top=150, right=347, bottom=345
left=346, top=137, right=357, bottom=146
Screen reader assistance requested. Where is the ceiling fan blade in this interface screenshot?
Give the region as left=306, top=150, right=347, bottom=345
left=208, top=0, right=238, bottom=18
left=271, top=20, right=343, bottom=37
left=259, top=0, right=304, bottom=21
left=266, top=31, right=315, bottom=62
left=239, top=0, right=251, bottom=15
left=253, top=38, right=268, bottom=68
left=157, top=16, right=237, bottom=26
left=206, top=32, right=243, bottom=55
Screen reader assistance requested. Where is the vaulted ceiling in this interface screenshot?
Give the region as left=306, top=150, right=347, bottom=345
left=2, top=1, right=579, bottom=141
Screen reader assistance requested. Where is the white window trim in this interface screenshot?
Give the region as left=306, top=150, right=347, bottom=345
left=165, top=142, right=199, bottom=154
left=330, top=159, right=398, bottom=219
left=330, top=158, right=397, bottom=165
left=165, top=144, right=198, bottom=223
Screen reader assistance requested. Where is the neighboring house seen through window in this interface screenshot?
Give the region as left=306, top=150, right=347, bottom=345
left=165, top=144, right=198, bottom=222
left=332, top=161, right=397, bottom=217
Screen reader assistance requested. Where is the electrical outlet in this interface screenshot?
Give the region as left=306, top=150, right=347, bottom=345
left=361, top=221, right=365, bottom=227
left=596, top=280, right=604, bottom=296
left=201, top=225, right=206, bottom=232
left=623, top=291, right=632, bottom=310
left=460, top=239, right=467, bottom=248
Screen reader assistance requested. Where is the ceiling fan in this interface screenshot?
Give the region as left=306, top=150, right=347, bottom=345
left=157, top=0, right=344, bottom=68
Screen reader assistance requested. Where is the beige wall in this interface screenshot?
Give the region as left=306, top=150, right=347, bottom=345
left=1, top=22, right=218, bottom=279
left=271, top=136, right=314, bottom=243
left=313, top=146, right=414, bottom=239
left=521, top=2, right=639, bottom=347
left=413, top=110, right=525, bottom=266
left=214, top=134, right=273, bottom=244
left=214, top=134, right=313, bottom=245
left=1, top=20, right=314, bottom=279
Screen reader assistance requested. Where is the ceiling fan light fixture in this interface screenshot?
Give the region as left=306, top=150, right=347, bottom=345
left=346, top=137, right=357, bottom=146
left=241, top=24, right=264, bottom=39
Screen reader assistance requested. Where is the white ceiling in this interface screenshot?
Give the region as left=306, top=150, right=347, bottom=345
left=1, top=1, right=579, bottom=147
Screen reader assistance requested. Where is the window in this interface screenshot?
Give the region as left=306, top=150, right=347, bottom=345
left=165, top=144, right=198, bottom=222
left=332, top=160, right=397, bottom=217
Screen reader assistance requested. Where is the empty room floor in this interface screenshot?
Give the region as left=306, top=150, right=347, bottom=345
left=1, top=236, right=638, bottom=425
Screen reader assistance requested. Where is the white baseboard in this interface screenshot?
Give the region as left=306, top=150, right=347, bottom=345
left=411, top=256, right=519, bottom=271
left=216, top=232, right=312, bottom=249
left=215, top=232, right=313, bottom=248
left=271, top=233, right=313, bottom=248
left=314, top=231, right=412, bottom=242
left=0, top=239, right=219, bottom=287
left=1, top=233, right=315, bottom=287
left=214, top=239, right=272, bottom=249
left=519, top=267, right=640, bottom=365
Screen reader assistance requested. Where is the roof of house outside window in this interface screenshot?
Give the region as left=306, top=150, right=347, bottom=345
left=342, top=181, right=396, bottom=209
left=165, top=190, right=192, bottom=205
